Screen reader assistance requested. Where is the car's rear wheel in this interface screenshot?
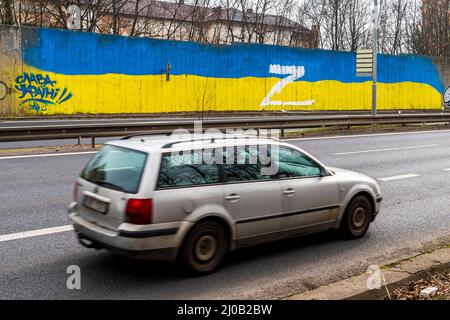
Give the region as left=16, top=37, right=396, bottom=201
left=180, top=221, right=227, bottom=275
left=340, top=196, right=373, bottom=239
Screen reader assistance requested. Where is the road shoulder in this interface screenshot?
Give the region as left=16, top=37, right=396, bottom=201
left=284, top=245, right=450, bottom=300
left=0, top=144, right=99, bottom=157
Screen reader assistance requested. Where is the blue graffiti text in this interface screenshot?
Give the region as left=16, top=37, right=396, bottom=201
left=14, top=72, right=72, bottom=112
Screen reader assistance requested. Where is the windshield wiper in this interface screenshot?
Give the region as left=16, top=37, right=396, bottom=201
left=93, top=180, right=126, bottom=192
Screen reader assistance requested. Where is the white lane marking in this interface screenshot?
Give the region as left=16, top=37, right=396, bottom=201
left=0, top=128, right=447, bottom=159
left=444, top=168, right=450, bottom=171
left=0, top=225, right=73, bottom=243
left=334, top=144, right=438, bottom=156
left=378, top=174, right=419, bottom=182
left=284, top=128, right=450, bottom=142
left=0, top=151, right=97, bottom=160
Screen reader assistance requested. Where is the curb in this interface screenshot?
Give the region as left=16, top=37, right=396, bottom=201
left=284, top=246, right=450, bottom=300
left=0, top=110, right=446, bottom=121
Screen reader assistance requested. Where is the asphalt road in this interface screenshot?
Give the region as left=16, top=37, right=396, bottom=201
left=1, top=129, right=450, bottom=299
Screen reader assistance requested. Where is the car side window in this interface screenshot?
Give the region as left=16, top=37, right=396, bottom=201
left=157, top=149, right=220, bottom=188
left=222, top=145, right=274, bottom=183
left=275, top=146, right=323, bottom=178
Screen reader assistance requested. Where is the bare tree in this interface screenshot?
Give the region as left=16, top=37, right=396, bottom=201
left=376, top=0, right=409, bottom=54
left=82, top=0, right=120, bottom=33
left=297, top=0, right=328, bottom=48
left=345, top=0, right=370, bottom=51
left=187, top=0, right=212, bottom=42
left=1, top=0, right=14, bottom=25
left=215, top=0, right=240, bottom=44
left=297, top=0, right=350, bottom=50
left=272, top=0, right=295, bottom=45
left=161, top=1, right=186, bottom=40
left=109, top=0, right=126, bottom=34
left=237, top=0, right=274, bottom=44
left=9, top=0, right=115, bottom=32
left=389, top=0, right=408, bottom=54
left=404, top=0, right=422, bottom=54
left=253, top=0, right=273, bottom=44
left=12, top=0, right=47, bottom=27
left=129, top=0, right=141, bottom=36
left=415, top=0, right=450, bottom=57
left=4, top=0, right=446, bottom=57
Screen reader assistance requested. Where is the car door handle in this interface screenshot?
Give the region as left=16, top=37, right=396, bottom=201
left=283, top=188, right=296, bottom=195
left=225, top=193, right=241, bottom=201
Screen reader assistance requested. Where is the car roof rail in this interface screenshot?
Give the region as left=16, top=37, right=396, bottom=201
left=161, top=134, right=280, bottom=149
left=120, top=133, right=171, bottom=140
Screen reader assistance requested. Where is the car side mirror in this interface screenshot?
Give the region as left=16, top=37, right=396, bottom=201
left=321, top=167, right=332, bottom=177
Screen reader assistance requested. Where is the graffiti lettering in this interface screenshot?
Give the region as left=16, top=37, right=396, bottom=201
left=14, top=72, right=72, bottom=112
left=260, top=64, right=314, bottom=108
left=444, top=85, right=450, bottom=107
left=15, top=72, right=56, bottom=87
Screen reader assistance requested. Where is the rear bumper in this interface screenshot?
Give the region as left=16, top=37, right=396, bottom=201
left=68, top=204, right=193, bottom=261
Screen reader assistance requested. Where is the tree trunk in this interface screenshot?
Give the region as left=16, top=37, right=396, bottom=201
left=2, top=0, right=14, bottom=25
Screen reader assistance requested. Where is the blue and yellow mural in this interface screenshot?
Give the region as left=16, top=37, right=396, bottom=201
left=1, top=27, right=447, bottom=115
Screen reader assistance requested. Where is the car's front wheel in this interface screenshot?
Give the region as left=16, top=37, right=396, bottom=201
left=180, top=220, right=228, bottom=275
left=340, top=195, right=373, bottom=239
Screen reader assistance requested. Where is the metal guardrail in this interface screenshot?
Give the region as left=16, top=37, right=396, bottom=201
left=1, top=114, right=450, bottom=146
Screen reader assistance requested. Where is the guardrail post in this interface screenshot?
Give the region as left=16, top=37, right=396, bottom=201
left=91, top=136, right=95, bottom=148
left=77, top=136, right=81, bottom=145
left=280, top=128, right=285, bottom=138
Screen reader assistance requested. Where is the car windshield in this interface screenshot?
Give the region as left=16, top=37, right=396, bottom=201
left=81, top=145, right=148, bottom=194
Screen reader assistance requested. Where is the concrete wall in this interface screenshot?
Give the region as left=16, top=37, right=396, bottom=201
left=0, top=27, right=23, bottom=116
left=0, top=26, right=448, bottom=116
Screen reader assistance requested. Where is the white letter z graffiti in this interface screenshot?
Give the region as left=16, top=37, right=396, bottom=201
left=260, top=64, right=314, bottom=108
left=444, top=85, right=450, bottom=107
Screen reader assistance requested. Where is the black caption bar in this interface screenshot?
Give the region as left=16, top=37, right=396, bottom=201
left=1, top=300, right=446, bottom=320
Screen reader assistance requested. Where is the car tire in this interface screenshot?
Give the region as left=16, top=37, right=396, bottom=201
left=180, top=220, right=228, bottom=275
left=340, top=196, right=373, bottom=239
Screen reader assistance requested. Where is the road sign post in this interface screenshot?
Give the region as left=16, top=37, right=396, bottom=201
left=356, top=0, right=379, bottom=116
left=372, top=0, right=379, bottom=116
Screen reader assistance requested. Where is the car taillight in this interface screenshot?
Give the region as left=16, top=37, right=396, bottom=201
left=125, top=198, right=153, bottom=225
left=73, top=182, right=80, bottom=202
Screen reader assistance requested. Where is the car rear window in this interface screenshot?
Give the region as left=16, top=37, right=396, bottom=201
left=81, top=145, right=148, bottom=194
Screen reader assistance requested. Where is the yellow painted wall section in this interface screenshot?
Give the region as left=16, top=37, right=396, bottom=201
left=13, top=66, right=442, bottom=115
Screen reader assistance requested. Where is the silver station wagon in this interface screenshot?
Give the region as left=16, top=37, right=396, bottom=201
left=69, top=134, right=382, bottom=274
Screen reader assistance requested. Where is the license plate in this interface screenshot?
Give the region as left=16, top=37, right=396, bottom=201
left=83, top=195, right=108, bottom=214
